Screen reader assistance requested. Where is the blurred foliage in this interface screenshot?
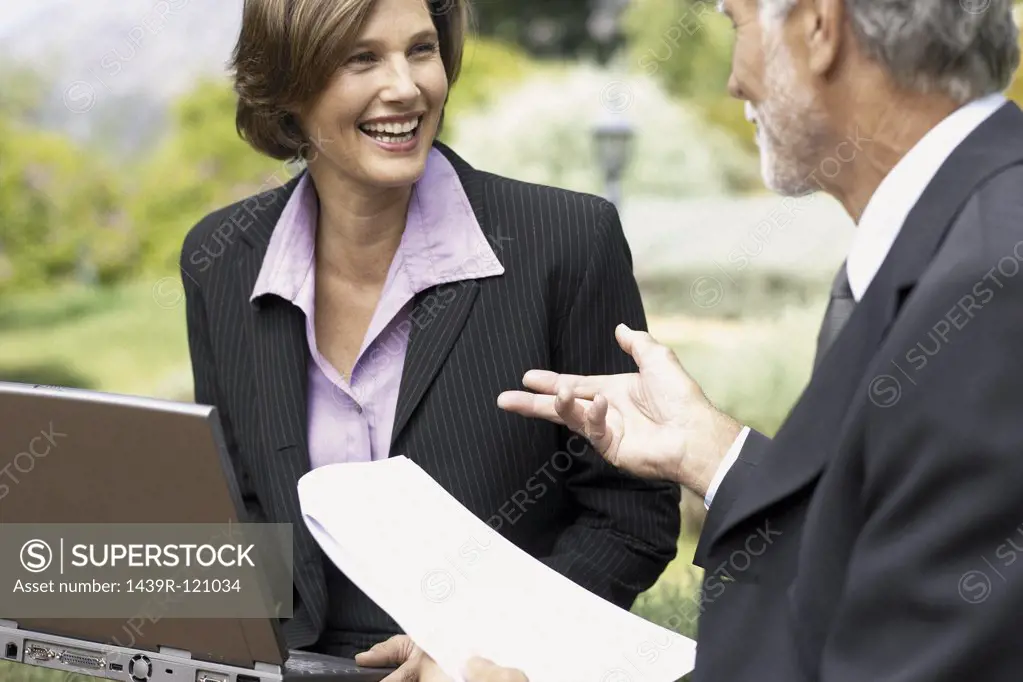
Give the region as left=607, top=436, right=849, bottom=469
left=0, top=38, right=538, bottom=292
left=637, top=269, right=830, bottom=320
left=1007, top=18, right=1023, bottom=108
left=471, top=0, right=619, bottom=61
left=0, top=115, right=127, bottom=294
left=0, top=63, right=47, bottom=121
left=3, top=10, right=1023, bottom=296
left=128, top=77, right=283, bottom=273
left=621, top=0, right=1023, bottom=154
left=0, top=362, right=95, bottom=388
left=448, top=64, right=760, bottom=198
left=0, top=282, right=191, bottom=395
left=623, top=0, right=733, bottom=99
left=0, top=661, right=105, bottom=682
left=623, top=0, right=757, bottom=156
left=444, top=38, right=538, bottom=129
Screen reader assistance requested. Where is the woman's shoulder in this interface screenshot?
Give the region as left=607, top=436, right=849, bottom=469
left=437, top=142, right=620, bottom=240
left=180, top=175, right=302, bottom=278
left=475, top=170, right=628, bottom=257
left=483, top=170, right=613, bottom=216
left=463, top=169, right=637, bottom=289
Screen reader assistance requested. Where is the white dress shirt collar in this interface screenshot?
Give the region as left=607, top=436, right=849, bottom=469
left=846, top=92, right=1008, bottom=301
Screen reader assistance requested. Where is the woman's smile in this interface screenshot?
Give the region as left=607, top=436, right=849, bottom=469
left=358, top=113, right=426, bottom=153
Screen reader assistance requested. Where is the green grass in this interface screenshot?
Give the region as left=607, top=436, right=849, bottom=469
left=637, top=268, right=831, bottom=320
left=0, top=660, right=105, bottom=681
left=631, top=534, right=703, bottom=636
left=663, top=303, right=823, bottom=436
left=0, top=279, right=192, bottom=400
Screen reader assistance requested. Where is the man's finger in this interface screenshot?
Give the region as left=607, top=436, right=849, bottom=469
left=554, top=387, right=592, bottom=435
left=585, top=394, right=612, bottom=455
left=520, top=369, right=565, bottom=394
left=355, top=635, right=412, bottom=667
left=496, top=392, right=567, bottom=424
left=522, top=370, right=614, bottom=399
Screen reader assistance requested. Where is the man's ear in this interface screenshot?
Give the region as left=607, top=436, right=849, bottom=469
left=805, top=0, right=845, bottom=77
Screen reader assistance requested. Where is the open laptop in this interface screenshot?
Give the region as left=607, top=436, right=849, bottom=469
left=0, top=381, right=392, bottom=682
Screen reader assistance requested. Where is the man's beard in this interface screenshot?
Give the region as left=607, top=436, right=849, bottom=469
left=751, top=28, right=831, bottom=197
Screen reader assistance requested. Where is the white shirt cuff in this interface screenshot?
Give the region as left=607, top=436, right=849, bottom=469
left=704, top=426, right=750, bottom=509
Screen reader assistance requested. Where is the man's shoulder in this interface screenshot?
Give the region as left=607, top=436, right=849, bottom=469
left=880, top=162, right=1023, bottom=380
left=929, top=162, right=1023, bottom=279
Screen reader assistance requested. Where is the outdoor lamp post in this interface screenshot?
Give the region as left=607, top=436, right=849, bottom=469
left=592, top=111, right=635, bottom=212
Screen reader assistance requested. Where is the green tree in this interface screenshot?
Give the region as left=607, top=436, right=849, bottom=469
left=0, top=62, right=48, bottom=121
left=443, top=37, right=538, bottom=139
left=0, top=109, right=126, bottom=295
left=622, top=0, right=756, bottom=155
left=471, top=0, right=620, bottom=60
left=1005, top=8, right=1023, bottom=108
left=126, top=78, right=282, bottom=273
left=623, top=0, right=733, bottom=99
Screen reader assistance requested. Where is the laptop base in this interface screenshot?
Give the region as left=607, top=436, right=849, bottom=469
left=0, top=622, right=391, bottom=682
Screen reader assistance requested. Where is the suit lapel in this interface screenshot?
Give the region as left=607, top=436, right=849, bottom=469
left=236, top=173, right=326, bottom=626
left=390, top=143, right=494, bottom=447
left=391, top=280, right=481, bottom=446
left=708, top=101, right=1023, bottom=548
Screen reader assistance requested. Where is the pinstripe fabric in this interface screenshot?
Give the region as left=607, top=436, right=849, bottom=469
left=179, top=141, right=681, bottom=657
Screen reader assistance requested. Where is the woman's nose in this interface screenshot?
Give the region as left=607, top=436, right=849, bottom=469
left=382, top=59, right=421, bottom=102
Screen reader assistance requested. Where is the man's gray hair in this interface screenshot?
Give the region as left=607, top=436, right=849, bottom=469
left=760, top=0, right=1020, bottom=103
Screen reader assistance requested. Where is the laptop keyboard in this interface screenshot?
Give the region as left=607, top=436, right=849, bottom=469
left=285, top=649, right=365, bottom=674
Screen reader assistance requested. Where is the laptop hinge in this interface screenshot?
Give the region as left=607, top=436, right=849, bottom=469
left=254, top=661, right=283, bottom=675
left=158, top=646, right=191, bottom=659
left=0, top=620, right=18, bottom=629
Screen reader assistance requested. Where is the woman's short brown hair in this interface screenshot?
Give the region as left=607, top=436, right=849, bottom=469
left=230, top=0, right=470, bottom=161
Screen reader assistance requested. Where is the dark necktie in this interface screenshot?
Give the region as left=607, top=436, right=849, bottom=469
left=813, top=262, right=856, bottom=370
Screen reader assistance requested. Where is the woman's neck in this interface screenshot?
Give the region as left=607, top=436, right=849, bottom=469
left=309, top=166, right=412, bottom=287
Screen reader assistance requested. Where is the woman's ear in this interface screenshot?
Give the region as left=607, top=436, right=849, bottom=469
left=278, top=110, right=310, bottom=158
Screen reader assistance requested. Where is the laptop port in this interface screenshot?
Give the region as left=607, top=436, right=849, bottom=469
left=237, top=675, right=260, bottom=682
left=196, top=673, right=228, bottom=682
left=110, top=663, right=123, bottom=671
left=27, top=644, right=54, bottom=661
left=4, top=643, right=16, bottom=659
left=59, top=650, right=106, bottom=669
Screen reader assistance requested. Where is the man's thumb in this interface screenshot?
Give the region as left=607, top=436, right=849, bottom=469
left=615, top=323, right=660, bottom=369
left=355, top=635, right=409, bottom=665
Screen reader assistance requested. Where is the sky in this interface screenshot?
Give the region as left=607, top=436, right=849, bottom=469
left=0, top=3, right=49, bottom=35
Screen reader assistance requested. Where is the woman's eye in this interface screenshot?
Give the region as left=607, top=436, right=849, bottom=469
left=412, top=42, right=439, bottom=55
left=349, top=52, right=376, bottom=65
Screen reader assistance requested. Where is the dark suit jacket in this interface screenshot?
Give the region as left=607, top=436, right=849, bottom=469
left=692, top=100, right=1023, bottom=682
left=179, top=141, right=681, bottom=656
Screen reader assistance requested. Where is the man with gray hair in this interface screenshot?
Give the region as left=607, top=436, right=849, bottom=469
left=498, top=0, right=1023, bottom=680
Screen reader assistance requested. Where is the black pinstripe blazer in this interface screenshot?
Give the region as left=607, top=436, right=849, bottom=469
left=179, top=141, right=681, bottom=656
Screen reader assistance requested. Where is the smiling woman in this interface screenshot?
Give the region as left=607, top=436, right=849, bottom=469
left=177, top=0, right=682, bottom=680
left=231, top=0, right=462, bottom=183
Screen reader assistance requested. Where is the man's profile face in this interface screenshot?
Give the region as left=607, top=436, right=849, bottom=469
left=722, top=0, right=831, bottom=197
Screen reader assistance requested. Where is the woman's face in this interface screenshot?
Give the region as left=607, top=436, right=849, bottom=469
left=299, top=0, right=449, bottom=190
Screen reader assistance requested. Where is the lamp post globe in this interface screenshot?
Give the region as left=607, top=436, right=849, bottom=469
left=593, top=111, right=635, bottom=211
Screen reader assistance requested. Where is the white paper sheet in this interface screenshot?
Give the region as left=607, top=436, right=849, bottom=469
left=297, top=456, right=697, bottom=682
